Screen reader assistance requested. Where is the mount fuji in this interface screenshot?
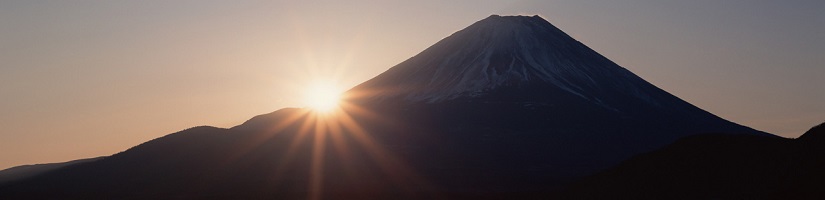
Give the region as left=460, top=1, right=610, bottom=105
left=0, top=15, right=771, bottom=199
left=355, top=15, right=672, bottom=106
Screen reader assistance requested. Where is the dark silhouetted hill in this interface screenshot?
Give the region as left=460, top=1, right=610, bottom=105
left=0, top=157, right=104, bottom=185
left=561, top=122, right=825, bottom=199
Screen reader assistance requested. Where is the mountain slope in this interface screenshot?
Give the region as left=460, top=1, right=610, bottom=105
left=0, top=15, right=770, bottom=199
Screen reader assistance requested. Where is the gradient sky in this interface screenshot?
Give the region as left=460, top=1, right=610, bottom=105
left=1, top=0, right=822, bottom=169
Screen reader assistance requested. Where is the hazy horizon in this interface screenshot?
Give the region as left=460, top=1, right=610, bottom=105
left=1, top=0, right=823, bottom=169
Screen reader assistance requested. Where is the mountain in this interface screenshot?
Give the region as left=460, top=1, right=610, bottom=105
left=0, top=157, right=104, bottom=185
left=345, top=14, right=769, bottom=184
left=561, top=122, right=825, bottom=199
left=0, top=15, right=769, bottom=199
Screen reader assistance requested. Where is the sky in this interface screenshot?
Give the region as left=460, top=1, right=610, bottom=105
left=0, top=0, right=822, bottom=169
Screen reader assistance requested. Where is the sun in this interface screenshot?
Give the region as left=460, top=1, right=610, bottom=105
left=304, top=83, right=342, bottom=113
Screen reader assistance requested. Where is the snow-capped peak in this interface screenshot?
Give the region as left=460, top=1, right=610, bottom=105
left=348, top=15, right=666, bottom=108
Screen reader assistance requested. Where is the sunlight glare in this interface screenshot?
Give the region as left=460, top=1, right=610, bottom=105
left=305, top=83, right=342, bottom=113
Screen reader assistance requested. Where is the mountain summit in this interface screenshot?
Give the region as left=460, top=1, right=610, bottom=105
left=0, top=15, right=771, bottom=199
left=353, top=15, right=670, bottom=109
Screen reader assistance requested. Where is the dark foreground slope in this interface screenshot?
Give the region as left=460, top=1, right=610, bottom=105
left=562, top=122, right=825, bottom=199
left=0, top=157, right=104, bottom=185
left=0, top=106, right=767, bottom=200
left=0, top=15, right=770, bottom=199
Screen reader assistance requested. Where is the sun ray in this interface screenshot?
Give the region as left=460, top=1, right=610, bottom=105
left=308, top=114, right=328, bottom=200
left=272, top=112, right=318, bottom=178
left=334, top=108, right=431, bottom=193
left=325, top=112, right=355, bottom=170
